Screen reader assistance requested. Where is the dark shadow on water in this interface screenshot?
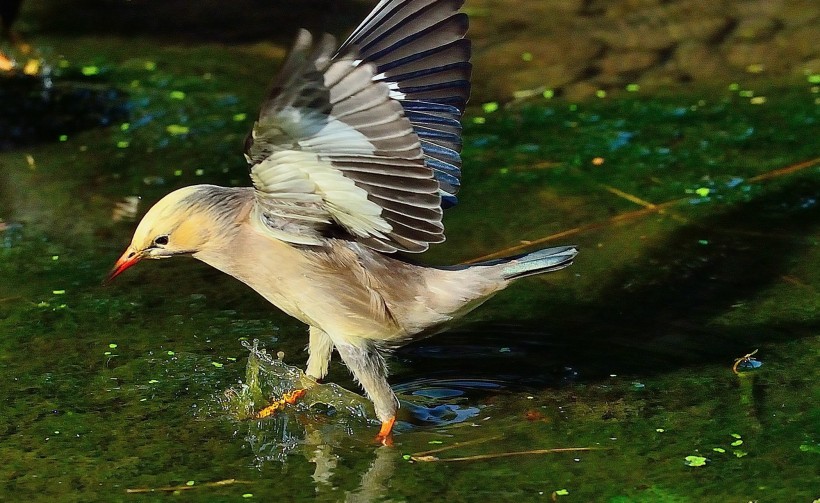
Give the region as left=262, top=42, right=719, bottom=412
left=0, top=74, right=128, bottom=150
left=398, top=176, right=819, bottom=387
left=28, top=0, right=371, bottom=43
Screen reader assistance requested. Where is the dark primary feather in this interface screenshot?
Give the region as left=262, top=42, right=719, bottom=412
left=245, top=0, right=471, bottom=253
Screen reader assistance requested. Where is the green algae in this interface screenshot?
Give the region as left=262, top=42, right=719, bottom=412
left=0, top=32, right=817, bottom=503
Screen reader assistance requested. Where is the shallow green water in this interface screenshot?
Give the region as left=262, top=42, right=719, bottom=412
left=1, top=37, right=818, bottom=502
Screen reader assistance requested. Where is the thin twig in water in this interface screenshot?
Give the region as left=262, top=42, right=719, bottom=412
left=126, top=479, right=249, bottom=493
left=464, top=156, right=820, bottom=264
left=411, top=435, right=503, bottom=457
left=412, top=446, right=604, bottom=462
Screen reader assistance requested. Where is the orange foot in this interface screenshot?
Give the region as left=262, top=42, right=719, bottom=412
left=375, top=416, right=396, bottom=446
left=254, top=388, right=306, bottom=419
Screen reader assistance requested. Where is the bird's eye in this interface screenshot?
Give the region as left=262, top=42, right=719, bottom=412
left=153, top=235, right=169, bottom=246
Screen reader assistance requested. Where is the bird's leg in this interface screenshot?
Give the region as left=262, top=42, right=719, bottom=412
left=255, top=326, right=332, bottom=419
left=306, top=326, right=334, bottom=381
left=334, top=341, right=398, bottom=446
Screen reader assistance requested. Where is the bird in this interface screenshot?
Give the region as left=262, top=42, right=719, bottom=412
left=108, top=0, right=578, bottom=445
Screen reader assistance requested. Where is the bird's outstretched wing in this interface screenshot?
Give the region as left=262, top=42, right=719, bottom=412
left=245, top=0, right=471, bottom=253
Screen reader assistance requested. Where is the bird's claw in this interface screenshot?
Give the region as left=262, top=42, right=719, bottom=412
left=254, top=388, right=307, bottom=419
left=375, top=417, right=396, bottom=446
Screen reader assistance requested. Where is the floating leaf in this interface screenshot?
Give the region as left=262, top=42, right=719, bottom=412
left=695, top=187, right=710, bottom=197
left=109, top=343, right=118, bottom=349
left=555, top=489, right=569, bottom=496
left=713, top=447, right=725, bottom=453
left=233, top=113, right=247, bottom=122
left=482, top=102, right=499, bottom=114
left=169, top=90, right=186, bottom=100
left=148, top=379, right=159, bottom=384
left=626, top=83, right=640, bottom=92
left=684, top=455, right=707, bottom=467
left=733, top=450, right=748, bottom=458
left=167, top=351, right=175, bottom=356
left=212, top=362, right=224, bottom=368
left=166, top=124, right=190, bottom=136
left=144, top=61, right=157, bottom=71
left=81, top=65, right=100, bottom=76
left=52, top=290, right=66, bottom=295
left=730, top=433, right=742, bottom=439
left=186, top=480, right=195, bottom=486
left=731, top=440, right=743, bottom=446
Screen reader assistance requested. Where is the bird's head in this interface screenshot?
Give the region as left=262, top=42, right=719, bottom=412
left=107, top=185, right=217, bottom=282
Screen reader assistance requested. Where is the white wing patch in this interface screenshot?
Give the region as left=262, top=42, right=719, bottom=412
left=252, top=150, right=392, bottom=241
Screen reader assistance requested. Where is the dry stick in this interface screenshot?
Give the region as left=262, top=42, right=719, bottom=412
left=747, top=157, right=820, bottom=182
left=412, top=447, right=604, bottom=463
left=465, top=156, right=820, bottom=264
left=411, top=435, right=504, bottom=457
left=126, top=479, right=250, bottom=494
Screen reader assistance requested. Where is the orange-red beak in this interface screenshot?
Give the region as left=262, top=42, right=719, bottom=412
left=106, top=248, right=142, bottom=283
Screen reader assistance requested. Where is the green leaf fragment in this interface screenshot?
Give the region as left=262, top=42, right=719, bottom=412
left=233, top=113, right=247, bottom=122
left=212, top=362, right=224, bottom=368
left=730, top=433, right=742, bottom=439
left=733, top=450, right=748, bottom=457
left=626, top=83, right=640, bottom=92
left=482, top=102, right=499, bottom=114
left=167, top=351, right=175, bottom=356
left=81, top=65, right=100, bottom=76
left=109, top=343, right=118, bottom=349
left=684, top=455, right=707, bottom=467
left=242, top=495, right=253, bottom=499
left=169, top=90, right=186, bottom=100
left=148, top=379, right=159, bottom=384
left=713, top=447, right=726, bottom=453
left=543, top=89, right=555, bottom=99
left=808, top=74, right=820, bottom=84
left=695, top=187, right=710, bottom=197
left=731, top=440, right=743, bottom=446
left=186, top=480, right=195, bottom=486
left=555, top=489, right=569, bottom=496
left=117, top=141, right=130, bottom=149
left=521, top=52, right=533, bottom=62
left=52, top=290, right=66, bottom=295
left=144, top=61, right=157, bottom=71
left=472, top=116, right=486, bottom=124
left=428, top=440, right=443, bottom=445
left=166, top=125, right=190, bottom=135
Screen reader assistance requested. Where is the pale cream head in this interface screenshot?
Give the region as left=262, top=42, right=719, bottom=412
left=107, top=185, right=222, bottom=281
